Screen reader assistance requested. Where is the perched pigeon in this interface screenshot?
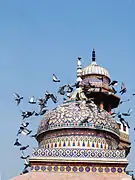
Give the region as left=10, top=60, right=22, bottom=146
left=52, top=74, right=60, bottom=82
left=13, top=93, right=23, bottom=105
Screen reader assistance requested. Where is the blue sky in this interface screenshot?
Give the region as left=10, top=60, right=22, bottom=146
left=0, top=0, right=135, bottom=179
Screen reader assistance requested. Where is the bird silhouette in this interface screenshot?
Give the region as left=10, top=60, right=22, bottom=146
left=21, top=121, right=29, bottom=128
left=17, top=127, right=32, bottom=136
left=119, top=82, right=127, bottom=95
left=58, top=85, right=67, bottom=95
left=29, top=96, right=36, bottom=104
left=14, top=138, right=21, bottom=146
left=20, top=145, right=29, bottom=151
left=20, top=155, right=30, bottom=159
left=21, top=111, right=35, bottom=119
left=52, top=74, right=60, bottom=82
left=13, top=93, right=23, bottom=105
left=122, top=108, right=132, bottom=116
left=109, top=80, right=118, bottom=86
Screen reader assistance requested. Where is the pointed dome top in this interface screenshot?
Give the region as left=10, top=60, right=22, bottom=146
left=82, top=49, right=110, bottom=79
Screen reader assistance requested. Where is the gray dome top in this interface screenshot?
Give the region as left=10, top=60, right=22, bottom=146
left=37, top=100, right=119, bottom=137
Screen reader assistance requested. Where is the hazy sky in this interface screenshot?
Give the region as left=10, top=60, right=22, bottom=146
left=0, top=1, right=135, bottom=179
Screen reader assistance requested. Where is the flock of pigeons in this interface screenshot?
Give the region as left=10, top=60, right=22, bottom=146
left=13, top=73, right=135, bottom=175
left=13, top=74, right=78, bottom=174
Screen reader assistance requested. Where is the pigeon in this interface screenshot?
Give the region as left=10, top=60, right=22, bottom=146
left=50, top=94, right=57, bottom=103
left=29, top=96, right=36, bottom=104
left=119, top=82, right=127, bottom=95
left=72, top=81, right=80, bottom=88
left=35, top=109, right=48, bottom=116
left=30, top=133, right=37, bottom=138
left=52, top=74, right=60, bottom=82
left=66, top=85, right=73, bottom=93
left=66, top=92, right=72, bottom=98
left=58, top=85, right=67, bottom=95
left=109, top=80, right=118, bottom=86
left=20, top=145, right=29, bottom=151
left=120, top=99, right=130, bottom=104
left=20, top=127, right=32, bottom=136
left=22, top=168, right=29, bottom=174
left=20, top=155, right=30, bottom=159
left=112, top=87, right=117, bottom=94
left=21, top=121, right=29, bottom=128
left=13, top=93, right=23, bottom=105
left=21, top=111, right=35, bottom=119
left=123, top=146, right=131, bottom=157
left=14, top=138, right=21, bottom=146
left=44, top=91, right=51, bottom=102
left=122, top=108, right=132, bottom=116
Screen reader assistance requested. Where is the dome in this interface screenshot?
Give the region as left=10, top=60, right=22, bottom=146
left=37, top=100, right=119, bottom=137
left=10, top=172, right=131, bottom=180
left=82, top=61, right=110, bottom=79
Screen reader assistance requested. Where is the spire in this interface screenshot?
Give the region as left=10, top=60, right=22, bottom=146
left=92, top=48, right=96, bottom=62
left=76, top=57, right=82, bottom=83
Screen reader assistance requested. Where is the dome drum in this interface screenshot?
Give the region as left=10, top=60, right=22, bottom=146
left=37, top=128, right=120, bottom=150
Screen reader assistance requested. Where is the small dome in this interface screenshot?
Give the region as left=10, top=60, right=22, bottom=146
left=82, top=61, right=110, bottom=79
left=37, top=100, right=119, bottom=137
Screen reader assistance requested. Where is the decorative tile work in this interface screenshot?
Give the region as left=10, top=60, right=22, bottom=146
left=37, top=101, right=119, bottom=136
left=39, top=135, right=113, bottom=150
left=32, top=148, right=125, bottom=159
left=31, top=165, right=125, bottom=173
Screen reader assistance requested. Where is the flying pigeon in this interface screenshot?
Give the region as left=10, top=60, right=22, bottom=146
left=21, top=121, right=29, bottom=128
left=52, top=74, right=60, bottom=82
left=66, top=85, right=73, bottom=93
left=14, top=138, right=21, bottom=146
left=120, top=99, right=131, bottom=104
left=30, top=133, right=37, bottom=138
left=109, top=80, right=118, bottom=86
left=119, top=82, right=127, bottom=95
left=58, top=85, right=67, bottom=95
left=50, top=94, right=57, bottom=103
left=112, top=87, right=117, bottom=94
left=122, top=108, right=132, bottom=116
left=13, top=93, right=23, bottom=105
left=72, top=82, right=80, bottom=88
left=20, top=155, right=30, bottom=159
left=35, top=109, right=48, bottom=116
left=20, top=145, right=29, bottom=151
left=29, top=96, right=36, bottom=104
left=21, top=111, right=35, bottom=119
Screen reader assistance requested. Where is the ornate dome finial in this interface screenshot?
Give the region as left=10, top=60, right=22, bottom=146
left=92, top=48, right=96, bottom=62
left=76, top=57, right=82, bottom=82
